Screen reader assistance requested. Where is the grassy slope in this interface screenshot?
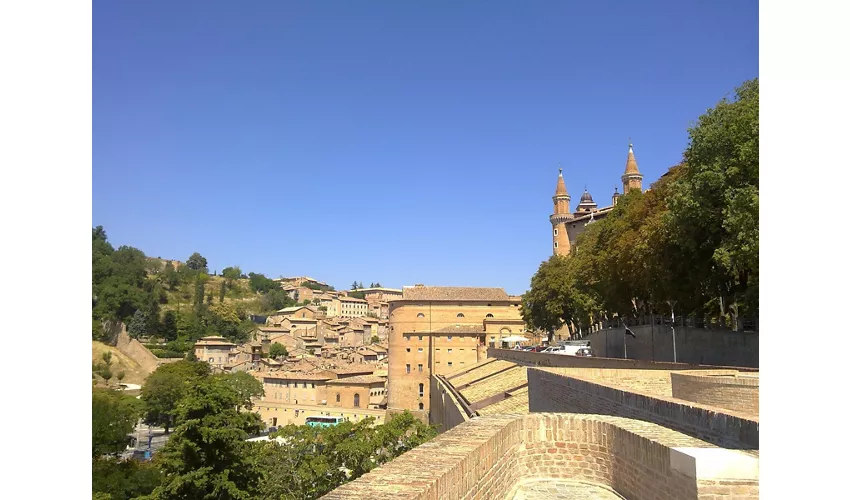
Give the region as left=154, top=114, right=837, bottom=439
left=92, top=341, right=150, bottom=386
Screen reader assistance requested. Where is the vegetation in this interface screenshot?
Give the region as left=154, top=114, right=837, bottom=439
left=269, top=342, right=288, bottom=359
left=370, top=335, right=380, bottom=344
left=522, top=79, right=759, bottom=336
left=139, top=360, right=211, bottom=433
left=92, top=388, right=142, bottom=456
left=255, top=411, right=436, bottom=500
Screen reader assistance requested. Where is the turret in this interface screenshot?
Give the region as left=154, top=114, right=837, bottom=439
left=549, top=167, right=573, bottom=256
left=621, top=141, right=643, bottom=193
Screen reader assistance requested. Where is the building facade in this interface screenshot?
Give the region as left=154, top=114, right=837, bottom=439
left=386, top=285, right=524, bottom=417
left=550, top=143, right=644, bottom=256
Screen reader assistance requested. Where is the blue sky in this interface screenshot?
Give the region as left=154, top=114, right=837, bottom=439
left=93, top=1, right=758, bottom=295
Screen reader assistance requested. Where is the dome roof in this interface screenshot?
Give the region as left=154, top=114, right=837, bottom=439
left=580, top=190, right=594, bottom=203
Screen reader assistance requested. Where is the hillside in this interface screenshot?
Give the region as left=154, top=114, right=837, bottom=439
left=158, top=275, right=266, bottom=315
left=91, top=340, right=150, bottom=386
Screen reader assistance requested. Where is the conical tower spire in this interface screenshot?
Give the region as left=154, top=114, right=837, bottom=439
left=621, top=140, right=644, bottom=193
left=555, top=164, right=568, bottom=196
left=624, top=140, right=640, bottom=175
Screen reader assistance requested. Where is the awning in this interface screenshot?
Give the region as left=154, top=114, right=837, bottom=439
left=500, top=335, right=529, bottom=343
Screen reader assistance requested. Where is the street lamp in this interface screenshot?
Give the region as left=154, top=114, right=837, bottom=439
left=668, top=300, right=678, bottom=363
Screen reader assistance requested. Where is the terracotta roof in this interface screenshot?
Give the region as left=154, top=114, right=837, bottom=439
left=327, top=364, right=376, bottom=376
left=275, top=305, right=317, bottom=313
left=624, top=143, right=641, bottom=175
left=477, top=386, right=530, bottom=415
left=401, top=286, right=510, bottom=302
left=340, top=297, right=368, bottom=303
left=195, top=337, right=236, bottom=346
left=326, top=375, right=386, bottom=385
left=259, top=327, right=291, bottom=332
left=460, top=365, right=527, bottom=404
left=260, top=370, right=334, bottom=381
left=555, top=168, right=568, bottom=196
left=434, top=325, right=485, bottom=334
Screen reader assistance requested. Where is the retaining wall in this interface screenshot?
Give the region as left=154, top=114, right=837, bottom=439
left=670, top=371, right=759, bottom=415
left=320, top=413, right=758, bottom=500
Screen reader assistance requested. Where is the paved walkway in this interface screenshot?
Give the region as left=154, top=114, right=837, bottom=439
left=510, top=479, right=625, bottom=500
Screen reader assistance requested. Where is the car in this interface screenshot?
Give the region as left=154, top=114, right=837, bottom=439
left=532, top=346, right=547, bottom=352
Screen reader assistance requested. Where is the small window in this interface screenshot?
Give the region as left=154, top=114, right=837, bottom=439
left=448, top=349, right=453, bottom=353
left=447, top=336, right=453, bottom=341
left=417, top=313, right=425, bottom=318
left=418, top=364, right=423, bottom=372
left=419, top=403, right=424, bottom=410
left=418, top=383, right=424, bottom=396
left=336, top=393, right=340, bottom=402
left=448, top=362, right=453, bottom=367
left=457, top=313, right=465, bottom=318
left=486, top=313, right=494, bottom=318
left=418, top=335, right=423, bottom=341
left=418, top=347, right=423, bottom=352
left=354, top=393, right=360, bottom=408
left=406, top=348, right=411, bottom=352
left=554, top=241, right=559, bottom=248
left=406, top=364, right=411, bottom=374
left=554, top=228, right=558, bottom=236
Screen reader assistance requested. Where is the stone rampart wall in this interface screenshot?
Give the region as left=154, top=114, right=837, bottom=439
left=488, top=348, right=757, bottom=372
left=320, top=413, right=758, bottom=500
left=670, top=371, right=759, bottom=415
left=527, top=368, right=758, bottom=450
left=429, top=375, right=469, bottom=433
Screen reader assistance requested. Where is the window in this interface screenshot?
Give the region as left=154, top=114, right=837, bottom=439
left=418, top=335, right=423, bottom=341
left=447, top=336, right=453, bottom=341
left=406, top=348, right=411, bottom=352
left=419, top=383, right=424, bottom=396
left=448, top=349, right=453, bottom=353
left=419, top=403, right=424, bottom=410
left=486, top=313, right=494, bottom=318
left=554, top=228, right=558, bottom=236
left=457, top=313, right=465, bottom=318
left=405, top=335, right=409, bottom=341
left=554, top=241, right=559, bottom=248
left=417, top=313, right=425, bottom=318
left=448, top=362, right=453, bottom=367
left=406, top=364, right=411, bottom=374
left=354, top=393, right=360, bottom=408
left=418, top=347, right=423, bottom=352
left=336, top=393, right=340, bottom=403
left=418, top=364, right=423, bottom=372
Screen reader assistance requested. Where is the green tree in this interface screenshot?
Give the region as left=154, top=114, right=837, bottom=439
left=93, top=457, right=162, bottom=500
left=146, top=376, right=264, bottom=500
left=186, top=252, right=208, bottom=273
left=161, top=311, right=178, bottom=342
left=248, top=273, right=280, bottom=294
left=219, top=372, right=264, bottom=410
left=218, top=282, right=226, bottom=303
left=374, top=282, right=381, bottom=288
left=128, top=309, right=148, bottom=339
left=92, top=388, right=142, bottom=456
left=350, top=281, right=358, bottom=290
left=370, top=335, right=379, bottom=344
left=140, top=360, right=211, bottom=433
left=163, top=261, right=180, bottom=290
left=269, top=342, right=288, bottom=359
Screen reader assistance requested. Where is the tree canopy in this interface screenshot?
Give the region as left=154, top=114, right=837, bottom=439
left=522, top=79, right=759, bottom=333
left=92, top=388, right=142, bottom=457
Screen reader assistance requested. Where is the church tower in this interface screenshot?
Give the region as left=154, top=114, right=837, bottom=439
left=622, top=142, right=643, bottom=193
left=549, top=167, right=573, bottom=256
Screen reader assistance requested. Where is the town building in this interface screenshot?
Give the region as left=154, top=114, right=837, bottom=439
left=551, top=142, right=645, bottom=256
left=386, top=285, right=524, bottom=418
left=339, top=296, right=369, bottom=318
left=193, top=336, right=238, bottom=370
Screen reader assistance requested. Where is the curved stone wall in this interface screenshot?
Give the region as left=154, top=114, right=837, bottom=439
left=321, top=413, right=759, bottom=500
left=670, top=370, right=759, bottom=416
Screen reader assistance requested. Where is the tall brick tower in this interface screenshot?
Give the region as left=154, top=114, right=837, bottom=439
left=622, top=141, right=643, bottom=193
left=550, top=167, right=573, bottom=256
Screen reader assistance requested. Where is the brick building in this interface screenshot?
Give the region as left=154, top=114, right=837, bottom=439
left=386, top=285, right=524, bottom=417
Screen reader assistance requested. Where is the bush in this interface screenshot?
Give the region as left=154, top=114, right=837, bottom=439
left=150, top=349, right=184, bottom=359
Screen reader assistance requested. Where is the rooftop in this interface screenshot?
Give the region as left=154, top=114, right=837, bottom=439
left=401, top=285, right=512, bottom=302
left=326, top=375, right=386, bottom=385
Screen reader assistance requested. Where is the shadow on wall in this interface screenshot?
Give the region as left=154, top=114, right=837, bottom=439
left=587, top=325, right=758, bottom=368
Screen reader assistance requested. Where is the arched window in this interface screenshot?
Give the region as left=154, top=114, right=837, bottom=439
left=417, top=313, right=425, bottom=318
left=336, top=393, right=340, bottom=403
left=353, top=393, right=360, bottom=408
left=486, top=313, right=494, bottom=318
left=500, top=328, right=511, bottom=334
left=418, top=383, right=424, bottom=396
left=457, top=313, right=465, bottom=318
left=302, top=312, right=306, bottom=318
left=419, top=403, right=424, bottom=410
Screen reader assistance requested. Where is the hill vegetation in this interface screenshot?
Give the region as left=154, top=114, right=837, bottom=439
left=92, top=229, right=307, bottom=350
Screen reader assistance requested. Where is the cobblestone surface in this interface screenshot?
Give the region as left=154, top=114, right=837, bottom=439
left=511, top=479, right=625, bottom=499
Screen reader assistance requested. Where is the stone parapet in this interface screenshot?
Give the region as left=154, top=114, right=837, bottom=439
left=320, top=413, right=758, bottom=500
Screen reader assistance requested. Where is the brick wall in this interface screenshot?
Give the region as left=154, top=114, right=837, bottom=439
left=429, top=375, right=470, bottom=433
left=488, top=348, right=757, bottom=372
left=670, top=371, right=759, bottom=415
left=527, top=368, right=758, bottom=450
left=586, top=325, right=758, bottom=367
left=320, top=413, right=758, bottom=499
